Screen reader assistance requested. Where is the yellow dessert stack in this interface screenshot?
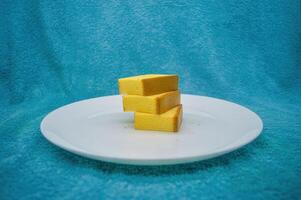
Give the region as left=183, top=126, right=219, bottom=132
left=118, top=74, right=182, bottom=132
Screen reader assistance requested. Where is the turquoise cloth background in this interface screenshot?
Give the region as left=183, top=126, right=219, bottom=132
left=1, top=0, right=300, bottom=199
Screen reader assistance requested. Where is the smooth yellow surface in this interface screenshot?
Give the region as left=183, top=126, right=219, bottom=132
left=134, top=105, right=183, bottom=132
left=118, top=74, right=178, bottom=96
left=123, top=90, right=180, bottom=114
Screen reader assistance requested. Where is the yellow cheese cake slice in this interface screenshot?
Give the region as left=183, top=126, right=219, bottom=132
left=123, top=90, right=180, bottom=114
left=118, top=74, right=178, bottom=96
left=134, top=105, right=183, bottom=132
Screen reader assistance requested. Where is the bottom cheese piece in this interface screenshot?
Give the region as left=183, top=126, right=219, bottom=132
left=134, top=105, right=183, bottom=132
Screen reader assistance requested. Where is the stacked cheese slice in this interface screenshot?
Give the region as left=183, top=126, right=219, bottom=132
left=118, top=74, right=182, bottom=132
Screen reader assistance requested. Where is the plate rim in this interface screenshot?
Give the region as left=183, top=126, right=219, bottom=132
left=40, top=94, right=263, bottom=165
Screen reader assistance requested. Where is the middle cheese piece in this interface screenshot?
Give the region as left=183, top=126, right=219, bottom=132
left=123, top=90, right=180, bottom=114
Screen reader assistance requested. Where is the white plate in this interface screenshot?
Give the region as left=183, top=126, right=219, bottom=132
left=40, top=94, right=263, bottom=165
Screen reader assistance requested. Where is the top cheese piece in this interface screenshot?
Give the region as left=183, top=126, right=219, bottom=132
left=118, top=74, right=178, bottom=96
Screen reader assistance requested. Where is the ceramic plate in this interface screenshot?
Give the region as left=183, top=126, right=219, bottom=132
left=40, top=94, right=263, bottom=165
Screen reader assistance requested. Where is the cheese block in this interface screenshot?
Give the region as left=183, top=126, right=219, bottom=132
left=134, top=105, right=183, bottom=132
left=123, top=90, right=180, bottom=114
left=118, top=74, right=178, bottom=96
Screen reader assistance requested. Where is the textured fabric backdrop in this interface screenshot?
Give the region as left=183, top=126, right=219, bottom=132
left=1, top=0, right=300, bottom=199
